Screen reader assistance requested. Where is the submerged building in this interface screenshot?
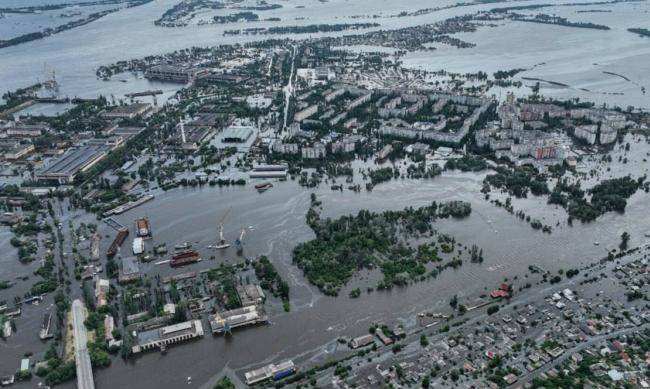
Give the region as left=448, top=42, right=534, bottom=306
left=208, top=305, right=267, bottom=334
left=244, top=360, right=296, bottom=385
left=131, top=320, right=204, bottom=354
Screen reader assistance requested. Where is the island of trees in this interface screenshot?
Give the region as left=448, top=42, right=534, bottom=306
left=628, top=28, right=650, bottom=37
left=292, top=195, right=473, bottom=296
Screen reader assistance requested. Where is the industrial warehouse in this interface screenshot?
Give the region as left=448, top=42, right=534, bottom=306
left=131, top=320, right=204, bottom=354
left=244, top=360, right=296, bottom=385
left=208, top=305, right=267, bottom=335
left=35, top=143, right=111, bottom=183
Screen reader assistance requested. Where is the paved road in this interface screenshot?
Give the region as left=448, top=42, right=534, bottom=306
left=72, top=299, right=95, bottom=389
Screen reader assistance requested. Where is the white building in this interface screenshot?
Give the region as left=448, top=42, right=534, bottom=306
left=293, top=105, right=319, bottom=122
left=574, top=125, right=598, bottom=145
left=301, top=143, right=326, bottom=159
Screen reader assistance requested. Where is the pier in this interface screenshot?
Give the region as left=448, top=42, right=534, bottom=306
left=103, top=217, right=125, bottom=231
left=125, top=89, right=163, bottom=105
left=103, top=194, right=154, bottom=217
left=124, top=90, right=163, bottom=98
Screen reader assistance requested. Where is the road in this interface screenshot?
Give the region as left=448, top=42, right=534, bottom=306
left=511, top=322, right=650, bottom=387
left=72, top=299, right=96, bottom=389
left=281, top=45, right=297, bottom=132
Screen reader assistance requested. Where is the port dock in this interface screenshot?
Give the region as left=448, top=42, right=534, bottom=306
left=103, top=217, right=126, bottom=231
left=103, top=194, right=154, bottom=217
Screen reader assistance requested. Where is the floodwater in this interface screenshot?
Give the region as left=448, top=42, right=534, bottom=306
left=402, top=1, right=650, bottom=109
left=1, top=0, right=643, bottom=103
left=2, top=0, right=650, bottom=387
left=2, top=156, right=649, bottom=387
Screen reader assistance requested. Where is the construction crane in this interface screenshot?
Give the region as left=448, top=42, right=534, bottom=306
left=211, top=208, right=231, bottom=249
left=42, top=63, right=59, bottom=94
left=235, top=228, right=246, bottom=255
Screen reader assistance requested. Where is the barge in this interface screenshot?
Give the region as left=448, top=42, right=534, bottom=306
left=254, top=182, right=273, bottom=192
left=107, top=228, right=129, bottom=257
left=170, top=250, right=200, bottom=268
left=135, top=217, right=151, bottom=237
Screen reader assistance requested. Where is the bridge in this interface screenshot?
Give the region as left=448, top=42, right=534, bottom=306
left=72, top=299, right=95, bottom=389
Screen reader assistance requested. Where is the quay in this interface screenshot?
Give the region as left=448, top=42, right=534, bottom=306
left=34, top=97, right=70, bottom=104
left=0, top=100, right=35, bottom=119
left=103, top=194, right=154, bottom=217
left=103, top=217, right=125, bottom=231
left=125, top=90, right=163, bottom=98
left=249, top=164, right=287, bottom=179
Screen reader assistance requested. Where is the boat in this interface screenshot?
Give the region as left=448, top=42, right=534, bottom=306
left=174, top=242, right=191, bottom=251
left=107, top=228, right=129, bottom=257
left=170, top=250, right=200, bottom=267
left=594, top=241, right=600, bottom=246
left=39, top=312, right=53, bottom=340
left=132, top=237, right=145, bottom=255
left=135, top=217, right=151, bottom=237
left=154, top=244, right=168, bottom=255
left=255, top=182, right=273, bottom=192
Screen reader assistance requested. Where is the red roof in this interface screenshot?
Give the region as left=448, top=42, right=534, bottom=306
left=499, top=283, right=510, bottom=291
left=612, top=341, right=625, bottom=352
left=490, top=290, right=509, bottom=299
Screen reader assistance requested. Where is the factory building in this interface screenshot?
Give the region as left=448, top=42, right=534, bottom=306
left=221, top=126, right=254, bottom=143
left=103, top=103, right=152, bottom=120
left=245, top=360, right=296, bottom=385
left=0, top=141, right=34, bottom=160
left=236, top=284, right=266, bottom=307
left=118, top=256, right=140, bottom=284
left=144, top=65, right=208, bottom=83
left=36, top=144, right=110, bottom=183
left=209, top=305, right=268, bottom=334
left=350, top=334, right=375, bottom=349
left=6, top=122, right=50, bottom=137
left=131, top=320, right=204, bottom=353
